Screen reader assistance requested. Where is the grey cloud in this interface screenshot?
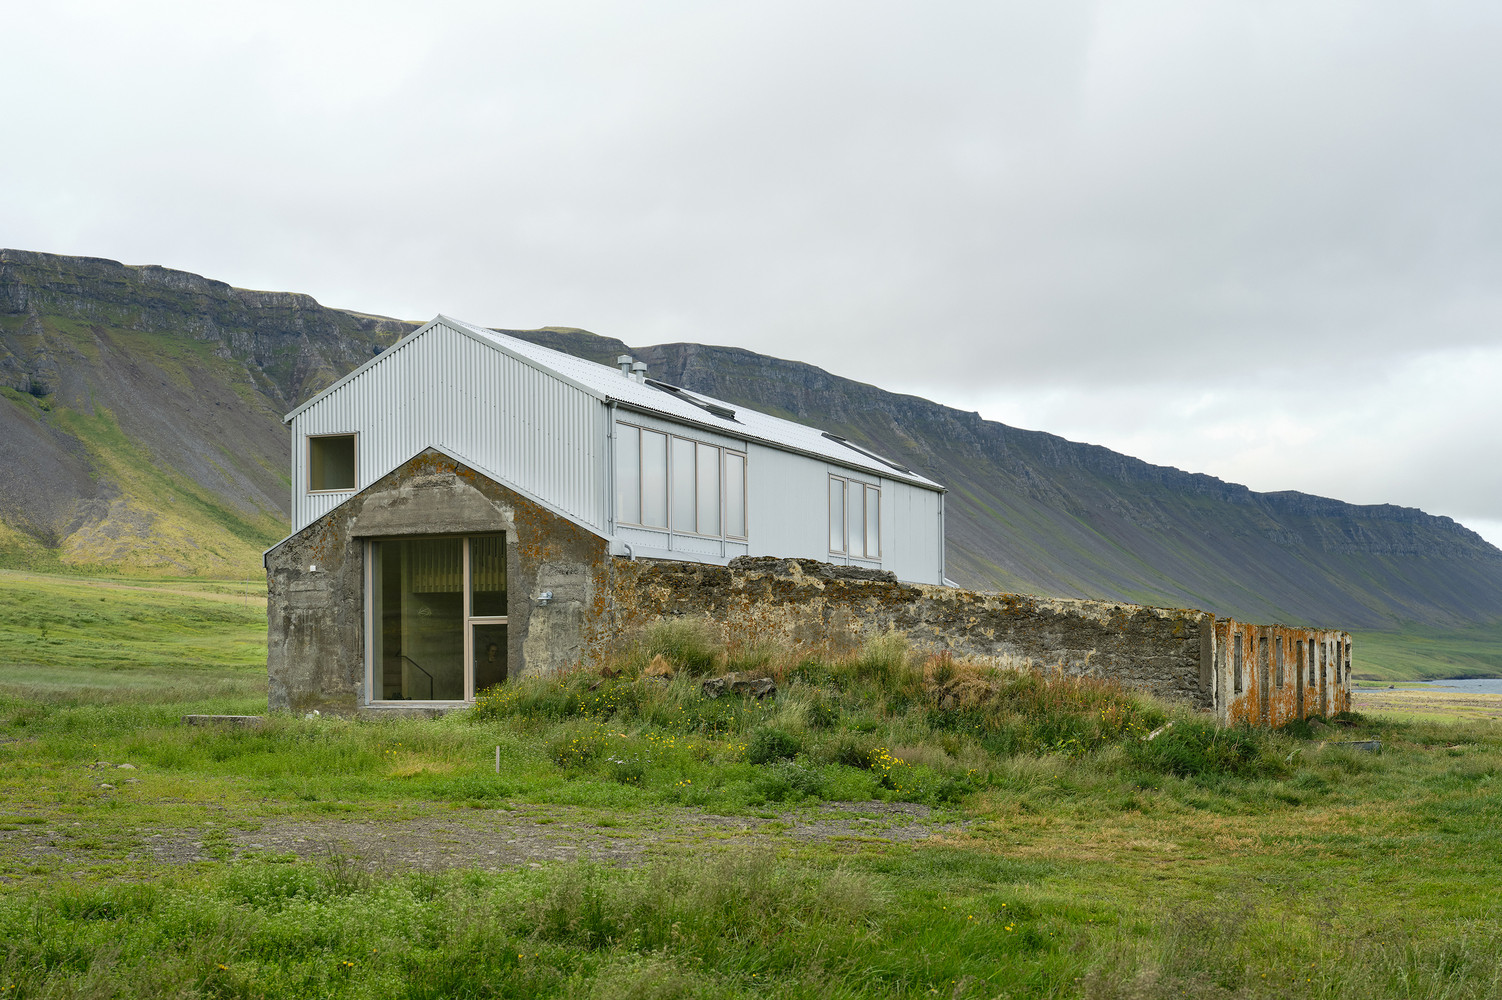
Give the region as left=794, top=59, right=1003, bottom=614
left=6, top=1, right=1500, bottom=536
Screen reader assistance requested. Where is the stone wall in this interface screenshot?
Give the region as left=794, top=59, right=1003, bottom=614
left=601, top=556, right=1217, bottom=710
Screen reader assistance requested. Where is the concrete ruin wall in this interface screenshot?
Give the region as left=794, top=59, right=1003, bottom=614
left=1213, top=620, right=1353, bottom=726
left=601, top=556, right=1218, bottom=711
left=265, top=449, right=608, bottom=715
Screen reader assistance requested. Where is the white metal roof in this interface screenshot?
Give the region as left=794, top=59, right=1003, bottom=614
left=288, top=315, right=944, bottom=491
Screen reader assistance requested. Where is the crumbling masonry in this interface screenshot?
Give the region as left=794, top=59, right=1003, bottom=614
left=604, top=556, right=1351, bottom=727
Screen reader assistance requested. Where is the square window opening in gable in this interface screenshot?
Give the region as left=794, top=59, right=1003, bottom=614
left=309, top=434, right=357, bottom=492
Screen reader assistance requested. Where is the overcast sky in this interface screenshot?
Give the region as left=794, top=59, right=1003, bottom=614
left=8, top=2, right=1502, bottom=546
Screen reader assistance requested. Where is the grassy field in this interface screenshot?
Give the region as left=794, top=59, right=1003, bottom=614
left=1, top=573, right=1501, bottom=998
left=1350, top=622, right=1502, bottom=682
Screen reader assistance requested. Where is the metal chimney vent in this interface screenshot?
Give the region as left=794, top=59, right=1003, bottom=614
left=631, top=361, right=648, bottom=382
left=616, top=355, right=633, bottom=375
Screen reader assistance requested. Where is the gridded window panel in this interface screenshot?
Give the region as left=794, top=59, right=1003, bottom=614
left=853, top=477, right=865, bottom=549
left=725, top=452, right=746, bottom=538
left=372, top=537, right=464, bottom=701
left=473, top=623, right=507, bottom=693
left=619, top=424, right=748, bottom=540
left=864, top=485, right=880, bottom=558
left=371, top=534, right=509, bottom=704
left=696, top=442, right=721, bottom=536
left=671, top=437, right=696, bottom=532
left=469, top=534, right=506, bottom=617
left=829, top=478, right=846, bottom=553
left=616, top=425, right=641, bottom=525
left=641, top=430, right=669, bottom=528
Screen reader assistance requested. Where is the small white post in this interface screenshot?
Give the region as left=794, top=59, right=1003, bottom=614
left=495, top=746, right=500, bottom=774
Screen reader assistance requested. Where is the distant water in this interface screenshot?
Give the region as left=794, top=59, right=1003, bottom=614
left=1417, top=678, right=1502, bottom=695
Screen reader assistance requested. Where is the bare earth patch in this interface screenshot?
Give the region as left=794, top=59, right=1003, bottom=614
left=0, top=802, right=963, bottom=876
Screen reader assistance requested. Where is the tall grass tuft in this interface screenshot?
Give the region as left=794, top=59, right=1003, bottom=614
left=467, top=631, right=1298, bottom=807
left=641, top=617, right=720, bottom=675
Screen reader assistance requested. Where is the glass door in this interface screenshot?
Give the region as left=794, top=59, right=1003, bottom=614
left=369, top=534, right=507, bottom=703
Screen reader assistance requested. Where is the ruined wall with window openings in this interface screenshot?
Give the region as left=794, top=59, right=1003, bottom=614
left=1211, top=620, right=1352, bottom=726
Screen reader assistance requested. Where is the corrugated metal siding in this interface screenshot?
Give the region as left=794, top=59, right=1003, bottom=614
left=291, top=322, right=603, bottom=531
left=619, top=410, right=746, bottom=451
left=889, top=485, right=943, bottom=584
left=616, top=526, right=750, bottom=562
left=745, top=445, right=826, bottom=560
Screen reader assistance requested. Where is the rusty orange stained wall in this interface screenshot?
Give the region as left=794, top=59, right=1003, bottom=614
left=1212, top=620, right=1352, bottom=726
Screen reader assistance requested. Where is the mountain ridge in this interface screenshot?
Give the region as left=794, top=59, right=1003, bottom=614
left=3, top=249, right=1499, bottom=633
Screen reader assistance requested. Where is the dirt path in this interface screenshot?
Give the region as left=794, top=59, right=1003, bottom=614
left=1, top=802, right=963, bottom=876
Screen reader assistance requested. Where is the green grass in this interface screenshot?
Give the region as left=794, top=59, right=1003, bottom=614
left=2, top=574, right=1502, bottom=997
left=0, top=570, right=267, bottom=705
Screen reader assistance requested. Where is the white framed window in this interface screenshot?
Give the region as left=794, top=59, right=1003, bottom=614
left=829, top=475, right=880, bottom=558
left=308, top=433, right=357, bottom=493
left=615, top=422, right=746, bottom=539
left=367, top=533, right=507, bottom=704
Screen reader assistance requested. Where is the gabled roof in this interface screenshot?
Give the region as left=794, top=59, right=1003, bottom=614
left=286, top=315, right=944, bottom=491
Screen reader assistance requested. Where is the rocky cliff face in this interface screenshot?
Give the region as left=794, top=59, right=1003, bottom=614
left=0, top=250, right=411, bottom=408
left=3, top=250, right=1500, bottom=630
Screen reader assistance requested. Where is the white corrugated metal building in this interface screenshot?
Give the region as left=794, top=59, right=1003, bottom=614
left=281, top=315, right=947, bottom=584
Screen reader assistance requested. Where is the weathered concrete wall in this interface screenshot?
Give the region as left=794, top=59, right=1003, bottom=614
left=600, top=556, right=1217, bottom=710
left=265, top=448, right=608, bottom=715
left=1212, top=620, right=1352, bottom=726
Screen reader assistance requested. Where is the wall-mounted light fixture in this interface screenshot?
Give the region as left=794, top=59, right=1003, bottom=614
left=536, top=590, right=553, bottom=605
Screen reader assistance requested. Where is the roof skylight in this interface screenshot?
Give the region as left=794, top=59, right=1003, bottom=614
left=645, top=379, right=738, bottom=421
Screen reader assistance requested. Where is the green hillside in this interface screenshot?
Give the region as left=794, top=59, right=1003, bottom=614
left=0, top=250, right=411, bottom=577
left=4, top=249, right=1501, bottom=677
